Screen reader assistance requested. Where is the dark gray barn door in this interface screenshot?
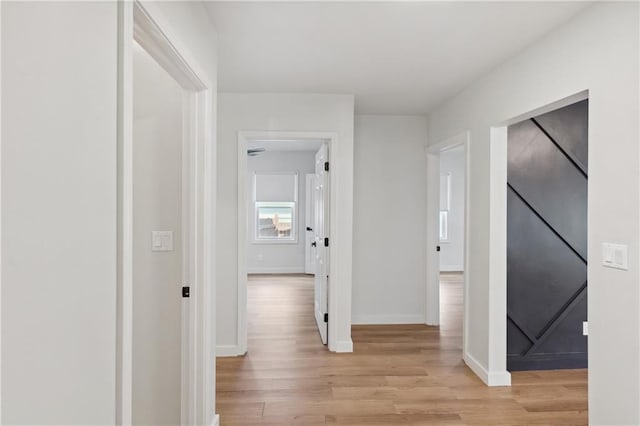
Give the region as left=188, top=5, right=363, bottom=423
left=507, top=100, right=588, bottom=371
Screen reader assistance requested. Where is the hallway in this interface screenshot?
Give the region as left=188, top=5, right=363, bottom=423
left=216, top=273, right=587, bottom=425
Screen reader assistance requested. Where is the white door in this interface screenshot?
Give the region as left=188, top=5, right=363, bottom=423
left=305, top=174, right=316, bottom=274
left=314, top=144, right=329, bottom=344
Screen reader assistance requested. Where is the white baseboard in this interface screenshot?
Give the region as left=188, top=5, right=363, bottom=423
left=440, top=265, right=464, bottom=272
left=211, top=414, right=220, bottom=426
left=335, top=339, right=353, bottom=353
left=247, top=266, right=306, bottom=274
left=463, top=351, right=511, bottom=387
left=216, top=345, right=242, bottom=357
left=351, top=314, right=426, bottom=325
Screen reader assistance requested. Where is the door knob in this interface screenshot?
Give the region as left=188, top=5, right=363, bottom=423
left=311, top=242, right=317, bottom=247
left=306, top=227, right=313, bottom=231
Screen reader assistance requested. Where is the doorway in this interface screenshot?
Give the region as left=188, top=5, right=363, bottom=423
left=438, top=145, right=467, bottom=338
left=131, top=40, right=184, bottom=426
left=237, top=134, right=334, bottom=353
left=506, top=99, right=589, bottom=371
left=426, top=135, right=469, bottom=356
left=117, top=2, right=215, bottom=425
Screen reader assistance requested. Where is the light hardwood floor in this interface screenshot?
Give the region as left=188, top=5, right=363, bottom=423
left=216, top=273, right=587, bottom=425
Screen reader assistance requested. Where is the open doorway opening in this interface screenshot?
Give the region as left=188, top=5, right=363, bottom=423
left=426, top=134, right=469, bottom=358
left=117, top=3, right=215, bottom=425
left=438, top=145, right=467, bottom=342
left=131, top=40, right=184, bottom=425
left=241, top=137, right=331, bottom=351
left=506, top=99, right=589, bottom=371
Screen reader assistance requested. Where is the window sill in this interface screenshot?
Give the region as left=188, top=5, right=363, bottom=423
left=252, top=239, right=299, bottom=245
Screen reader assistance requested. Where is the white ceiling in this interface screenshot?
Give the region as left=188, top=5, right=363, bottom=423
left=205, top=1, right=591, bottom=115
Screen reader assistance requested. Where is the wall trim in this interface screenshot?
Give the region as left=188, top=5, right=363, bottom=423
left=212, top=414, right=220, bottom=426
left=440, top=265, right=464, bottom=272
left=463, top=351, right=511, bottom=387
left=247, top=267, right=306, bottom=274
left=352, top=314, right=426, bottom=325
left=335, top=339, right=353, bottom=353
left=216, top=345, right=244, bottom=358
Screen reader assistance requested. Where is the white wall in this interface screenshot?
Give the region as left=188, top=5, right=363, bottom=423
left=427, top=3, right=639, bottom=424
left=1, top=3, right=118, bottom=423
left=132, top=43, right=183, bottom=425
left=1, top=2, right=218, bottom=423
left=439, top=146, right=465, bottom=271
left=247, top=151, right=315, bottom=274
left=217, top=93, right=354, bottom=354
left=352, top=115, right=428, bottom=324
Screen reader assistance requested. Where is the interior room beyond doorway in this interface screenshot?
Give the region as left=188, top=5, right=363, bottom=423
left=242, top=137, right=331, bottom=351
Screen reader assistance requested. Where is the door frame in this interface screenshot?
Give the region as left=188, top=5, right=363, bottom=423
left=426, top=132, right=471, bottom=358
left=486, top=91, right=589, bottom=379
left=304, top=173, right=316, bottom=275
left=117, top=2, right=216, bottom=425
left=427, top=92, right=590, bottom=388
left=237, top=131, right=338, bottom=353
left=427, top=131, right=511, bottom=386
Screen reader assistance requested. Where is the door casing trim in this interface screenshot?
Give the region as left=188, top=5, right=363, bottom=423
left=117, top=2, right=216, bottom=424
left=236, top=131, right=339, bottom=353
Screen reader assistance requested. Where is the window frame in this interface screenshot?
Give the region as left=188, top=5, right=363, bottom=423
left=253, top=201, right=298, bottom=244
left=439, top=210, right=449, bottom=243
left=439, top=172, right=451, bottom=243
left=252, top=171, right=299, bottom=245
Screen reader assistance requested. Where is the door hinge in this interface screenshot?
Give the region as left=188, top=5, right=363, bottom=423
left=324, top=313, right=328, bottom=323
left=182, top=286, right=190, bottom=298
left=324, top=161, right=329, bottom=172
left=436, top=245, right=441, bottom=252
left=324, top=237, right=329, bottom=247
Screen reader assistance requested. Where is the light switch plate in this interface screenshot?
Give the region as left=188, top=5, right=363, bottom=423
left=152, top=231, right=174, bottom=252
left=582, top=321, right=588, bottom=336
left=602, top=243, right=628, bottom=270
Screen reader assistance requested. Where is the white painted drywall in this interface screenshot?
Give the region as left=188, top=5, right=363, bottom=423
left=1, top=3, right=118, bottom=423
left=216, top=93, right=354, bottom=354
left=439, top=145, right=465, bottom=271
left=247, top=151, right=315, bottom=274
left=352, top=115, right=428, bottom=324
left=132, top=43, right=183, bottom=425
left=427, top=3, right=639, bottom=424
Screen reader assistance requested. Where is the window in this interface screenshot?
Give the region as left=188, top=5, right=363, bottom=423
left=439, top=172, right=451, bottom=242
left=256, top=202, right=296, bottom=240
left=253, top=171, right=298, bottom=243
left=439, top=210, right=449, bottom=241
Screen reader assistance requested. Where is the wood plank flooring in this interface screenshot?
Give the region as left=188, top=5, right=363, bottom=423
left=216, top=273, right=587, bottom=425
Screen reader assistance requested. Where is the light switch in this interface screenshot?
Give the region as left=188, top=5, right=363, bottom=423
left=582, top=321, right=588, bottom=336
left=152, top=231, right=174, bottom=252
left=602, top=243, right=628, bottom=270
